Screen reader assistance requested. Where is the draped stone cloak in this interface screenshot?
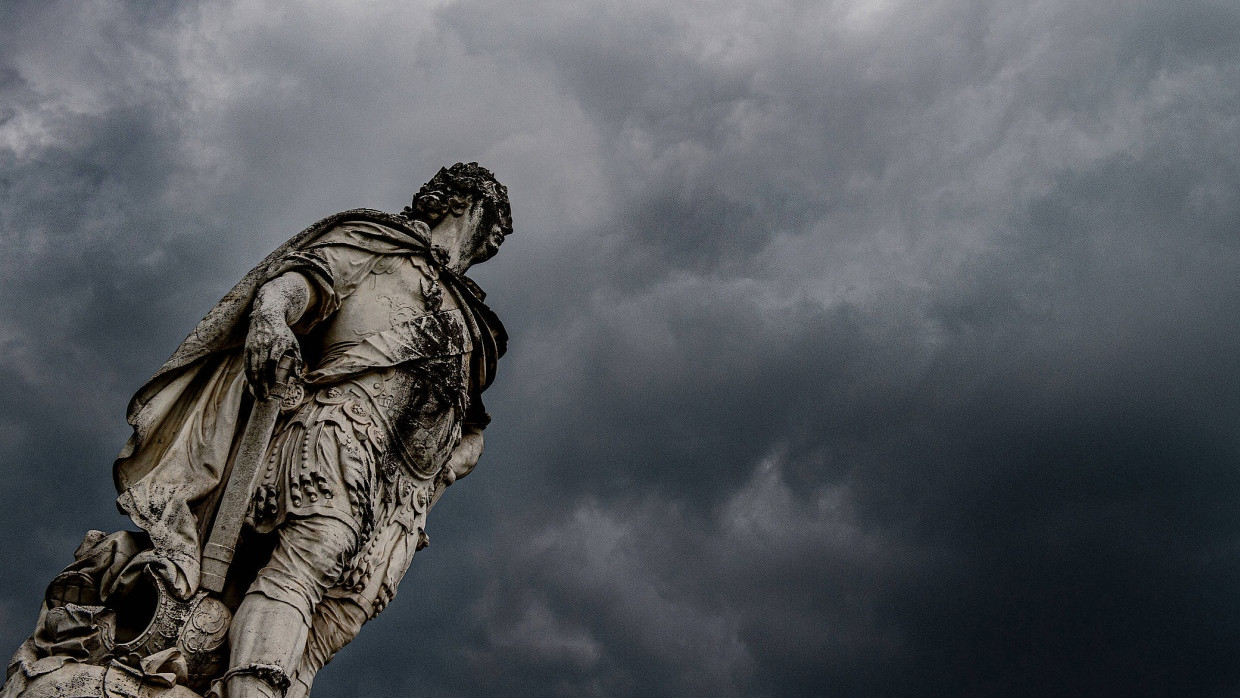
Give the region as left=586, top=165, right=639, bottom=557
left=111, top=209, right=506, bottom=601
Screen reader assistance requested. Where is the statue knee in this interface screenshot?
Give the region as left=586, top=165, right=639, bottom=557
left=247, top=515, right=360, bottom=623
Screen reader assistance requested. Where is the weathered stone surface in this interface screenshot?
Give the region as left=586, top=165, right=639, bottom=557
left=1, top=163, right=512, bottom=698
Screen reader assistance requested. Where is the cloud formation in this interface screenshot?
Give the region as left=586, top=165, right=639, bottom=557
left=2, top=0, right=1240, bottom=695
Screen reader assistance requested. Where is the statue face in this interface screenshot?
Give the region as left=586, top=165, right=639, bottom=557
left=469, top=214, right=507, bottom=266
left=453, top=195, right=509, bottom=269
left=429, top=196, right=506, bottom=273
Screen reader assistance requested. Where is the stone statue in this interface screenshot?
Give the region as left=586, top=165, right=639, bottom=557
left=1, top=163, right=512, bottom=698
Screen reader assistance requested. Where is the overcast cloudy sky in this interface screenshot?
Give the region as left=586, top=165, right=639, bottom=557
left=2, top=0, right=1239, bottom=696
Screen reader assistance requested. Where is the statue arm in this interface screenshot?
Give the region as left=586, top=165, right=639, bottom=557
left=246, top=271, right=316, bottom=399
left=441, top=392, right=492, bottom=485
left=244, top=243, right=396, bottom=398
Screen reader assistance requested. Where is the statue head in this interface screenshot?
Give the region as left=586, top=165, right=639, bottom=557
left=403, top=162, right=512, bottom=272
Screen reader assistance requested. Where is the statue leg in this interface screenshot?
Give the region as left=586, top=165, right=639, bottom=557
left=285, top=597, right=369, bottom=698
left=223, top=515, right=358, bottom=698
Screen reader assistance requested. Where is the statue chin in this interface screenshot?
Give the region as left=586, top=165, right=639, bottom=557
left=469, top=232, right=505, bottom=267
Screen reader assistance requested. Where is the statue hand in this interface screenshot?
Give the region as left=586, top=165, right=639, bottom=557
left=443, top=427, right=484, bottom=484
left=245, top=311, right=302, bottom=401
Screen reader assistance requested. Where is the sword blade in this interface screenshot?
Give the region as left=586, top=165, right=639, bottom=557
left=200, top=358, right=294, bottom=593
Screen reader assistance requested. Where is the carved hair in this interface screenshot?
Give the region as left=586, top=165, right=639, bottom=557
left=403, top=162, right=513, bottom=238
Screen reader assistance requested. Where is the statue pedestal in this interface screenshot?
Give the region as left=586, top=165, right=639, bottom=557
left=3, top=655, right=204, bottom=698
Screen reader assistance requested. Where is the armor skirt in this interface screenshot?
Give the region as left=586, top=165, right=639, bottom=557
left=246, top=356, right=467, bottom=616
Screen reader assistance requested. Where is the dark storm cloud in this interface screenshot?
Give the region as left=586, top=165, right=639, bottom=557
left=2, top=0, right=1240, bottom=696
left=0, top=0, right=224, bottom=611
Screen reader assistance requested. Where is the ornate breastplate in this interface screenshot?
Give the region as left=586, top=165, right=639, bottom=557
left=355, top=358, right=469, bottom=481
left=305, top=254, right=475, bottom=385
left=322, top=254, right=457, bottom=349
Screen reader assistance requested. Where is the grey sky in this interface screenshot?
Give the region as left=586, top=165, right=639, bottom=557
left=2, top=0, right=1239, bottom=695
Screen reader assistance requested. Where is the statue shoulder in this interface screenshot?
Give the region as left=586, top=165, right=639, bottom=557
left=303, top=220, right=426, bottom=256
